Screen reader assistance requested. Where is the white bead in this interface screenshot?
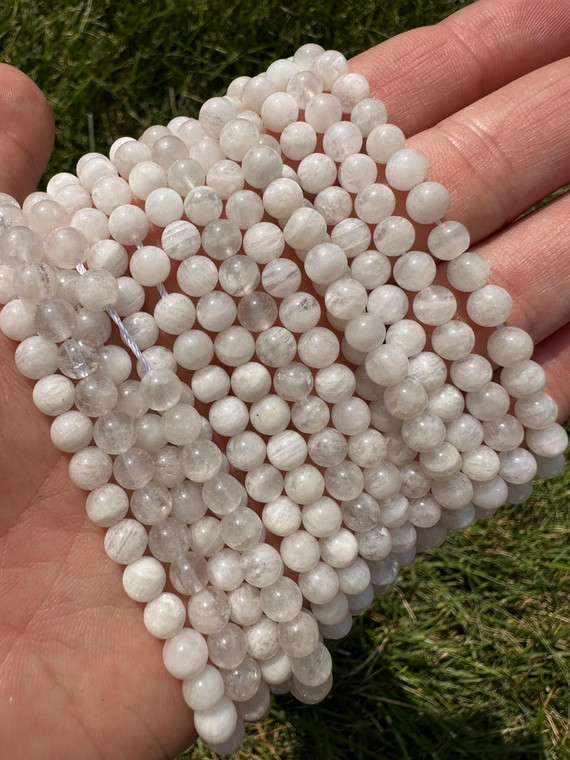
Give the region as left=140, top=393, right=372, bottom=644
left=104, top=518, right=147, bottom=564
left=467, top=285, right=513, bottom=327
left=69, top=447, right=113, bottom=490
left=162, top=627, right=208, bottom=680
left=108, top=204, right=149, bottom=245
left=243, top=221, right=284, bottom=263
left=206, top=160, right=244, bottom=200
left=319, top=528, right=358, bottom=568
left=265, top=58, right=299, bottom=90
left=297, top=327, right=339, bottom=369
left=419, top=442, right=462, bottom=481
left=461, top=445, right=501, bottom=481
left=373, top=216, right=415, bottom=256
left=322, top=121, right=363, bottom=162
left=279, top=120, right=317, bottom=161
left=487, top=326, right=534, bottom=367
left=498, top=448, right=538, bottom=485
left=354, top=183, right=395, bottom=225
left=297, top=152, right=337, bottom=194
left=283, top=207, right=327, bottom=251
left=15, top=335, right=59, bottom=379
left=144, top=187, right=183, bottom=227
left=267, top=430, right=307, bottom=471
left=143, top=592, right=186, bottom=639
left=406, top=182, right=450, bottom=224
left=121, top=556, right=166, bottom=603
left=242, top=145, right=283, bottom=189
left=450, top=354, right=492, bottom=392
left=284, top=464, right=325, bottom=505
left=351, top=251, right=391, bottom=290
left=446, top=251, right=490, bottom=292
left=514, top=392, right=558, bottom=430
left=445, top=413, right=484, bottom=451
left=87, top=240, right=128, bottom=277
left=431, top=320, right=475, bottom=360
left=330, top=72, right=370, bottom=113
left=500, top=360, right=546, bottom=398
left=331, top=217, right=371, bottom=258
left=33, top=374, right=75, bottom=416
left=225, top=189, right=264, bottom=229
left=314, top=186, right=353, bottom=225
left=51, top=411, right=93, bottom=453
left=338, top=153, right=378, bottom=193
left=261, top=92, right=299, bottom=132
left=182, top=664, right=225, bottom=711
left=526, top=423, right=568, bottom=457
left=365, top=344, right=409, bottom=386
left=385, top=148, right=428, bottom=190
left=428, top=221, right=470, bottom=261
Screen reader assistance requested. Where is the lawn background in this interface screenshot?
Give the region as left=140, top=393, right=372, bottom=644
left=1, top=1, right=569, bottom=758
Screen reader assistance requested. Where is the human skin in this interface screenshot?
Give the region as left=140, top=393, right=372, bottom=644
left=0, top=0, right=569, bottom=757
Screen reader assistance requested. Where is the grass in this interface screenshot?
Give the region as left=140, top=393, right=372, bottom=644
left=1, top=0, right=568, bottom=758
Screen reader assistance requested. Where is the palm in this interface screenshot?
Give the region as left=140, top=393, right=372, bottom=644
left=1, top=1, right=570, bottom=758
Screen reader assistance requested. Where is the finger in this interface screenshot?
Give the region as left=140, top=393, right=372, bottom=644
left=473, top=190, right=570, bottom=344
left=350, top=0, right=570, bottom=136
left=0, top=64, right=54, bottom=201
left=406, top=58, right=570, bottom=240
left=534, top=325, right=570, bottom=421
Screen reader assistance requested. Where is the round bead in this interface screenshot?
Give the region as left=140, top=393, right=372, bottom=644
left=406, top=181, right=450, bottom=224
left=162, top=628, right=208, bottom=680
left=32, top=374, right=75, bottom=416
left=446, top=252, right=490, bottom=292
left=104, top=518, right=147, bottom=564
left=143, top=592, right=186, bottom=639
left=385, top=148, right=428, bottom=190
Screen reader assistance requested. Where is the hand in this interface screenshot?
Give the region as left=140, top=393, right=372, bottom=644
left=1, top=0, right=569, bottom=758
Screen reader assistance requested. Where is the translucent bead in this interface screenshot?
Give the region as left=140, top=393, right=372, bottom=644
left=180, top=439, right=222, bottom=483
left=325, top=278, right=367, bottom=321
left=279, top=530, right=320, bottom=573
left=284, top=464, right=325, bottom=505
left=206, top=160, right=244, bottom=200
left=291, top=396, right=330, bottom=434
left=331, top=217, right=371, bottom=258
left=401, top=412, right=446, bottom=452
left=227, top=583, right=262, bottom=627
left=514, top=392, right=558, bottom=430
left=140, top=368, right=180, bottom=412
left=467, top=285, right=513, bottom=327
left=446, top=251, right=490, bottom=292
left=231, top=362, right=272, bottom=402
left=258, top=577, right=303, bottom=624
left=419, top=442, right=462, bottom=481
left=266, top=58, right=299, bottom=90
left=219, top=117, right=260, bottom=161
left=319, top=528, right=359, bottom=568
left=221, top=656, right=262, bottom=702
left=240, top=543, right=283, bottom=588
left=112, top=277, right=145, bottom=318
left=339, top=153, right=378, bottom=193
left=330, top=72, right=369, bottom=113
left=207, top=623, right=248, bottom=671
left=33, top=298, right=76, bottom=343
left=261, top=496, right=302, bottom=538
left=384, top=320, right=426, bottom=358
left=278, top=610, right=320, bottom=658
left=225, top=189, right=264, bottom=229
left=465, top=382, right=510, bottom=421
left=487, top=325, right=534, bottom=367
left=368, top=284, right=409, bottom=325
left=261, top=258, right=302, bottom=299
left=122, top=556, right=166, bottom=603
left=15, top=335, right=59, bottom=379
left=143, top=592, right=186, bottom=639
left=460, top=445, right=501, bottom=481
left=282, top=207, right=327, bottom=251
left=322, top=121, right=362, bottom=163
left=291, top=672, right=333, bottom=701
left=262, top=178, right=303, bottom=221
left=535, top=454, right=566, bottom=479
left=91, top=175, right=132, bottom=216
left=445, top=413, right=484, bottom=451
left=188, top=587, right=231, bottom=635
left=92, top=411, right=136, bottom=454
left=221, top=506, right=263, bottom=552
left=431, top=320, right=475, bottom=360
left=113, top=140, right=153, bottom=178
left=129, top=245, right=170, bottom=287
left=113, top=447, right=154, bottom=490
left=151, top=134, right=188, bottom=170
left=196, top=291, right=236, bottom=333
left=108, top=204, right=149, bottom=245
left=413, top=286, right=457, bottom=326
left=355, top=523, right=392, bottom=561
left=365, top=344, right=409, bottom=386
left=248, top=395, right=289, bottom=436
left=500, top=360, right=546, bottom=398
left=406, top=181, right=450, bottom=224
left=236, top=682, right=270, bottom=723
left=331, top=397, right=371, bottom=437
left=314, top=186, right=353, bottom=225
left=241, top=145, right=283, bottom=190
left=256, top=327, right=297, bottom=367
left=384, top=378, right=428, bottom=420
left=430, top=471, right=473, bottom=510
left=104, top=518, right=147, bottom=564
left=170, top=551, right=209, bottom=595
left=498, top=448, right=538, bottom=485
left=307, top=428, right=347, bottom=468
left=286, top=70, right=323, bottom=109
left=427, top=221, right=470, bottom=261
left=280, top=120, right=317, bottom=161
left=297, top=327, right=339, bottom=369
left=49, top=411, right=93, bottom=453
left=471, top=475, right=509, bottom=510
left=482, top=414, right=524, bottom=451
left=385, top=148, right=428, bottom=191
left=162, top=628, right=208, bottom=680
left=426, top=383, right=465, bottom=422
left=182, top=663, right=225, bottom=711
left=260, top=91, right=299, bottom=133
left=297, top=152, right=337, bottom=194
left=450, top=354, right=492, bottom=393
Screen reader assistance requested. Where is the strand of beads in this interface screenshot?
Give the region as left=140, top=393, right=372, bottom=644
left=0, top=42, right=568, bottom=754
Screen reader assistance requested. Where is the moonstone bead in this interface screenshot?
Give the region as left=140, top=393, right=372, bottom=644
left=32, top=374, right=75, bottom=416
left=383, top=379, right=428, bottom=420
left=182, top=664, right=225, bottom=711
left=307, top=428, right=348, bottom=468
left=280, top=530, right=320, bottom=573
left=498, top=448, right=538, bottom=485
left=534, top=454, right=566, bottom=479
left=34, top=298, right=77, bottom=343
left=363, top=461, right=402, bottom=500
left=399, top=462, right=432, bottom=499
left=446, top=252, right=490, bottom=292
left=261, top=496, right=302, bottom=537
left=240, top=543, right=283, bottom=587
left=406, top=181, right=450, bottom=224
left=413, top=286, right=457, bottom=326
left=283, top=207, right=327, bottom=251
left=207, top=622, right=248, bottom=669
left=15, top=335, right=59, bottom=379
left=230, top=362, right=272, bottom=403
left=50, top=411, right=93, bottom=453
left=365, top=344, right=409, bottom=386
left=258, top=577, right=303, bottom=624
left=86, top=483, right=129, bottom=527
left=162, top=627, right=208, bottom=680
left=467, top=285, right=513, bottom=327
left=131, top=483, right=172, bottom=525
left=129, top=245, right=171, bottom=287
left=450, top=354, right=493, bottom=393
left=431, top=320, right=475, bottom=360
left=355, top=523, right=392, bottom=561
left=445, top=413, right=484, bottom=451
left=426, top=383, right=465, bottom=422
left=113, top=447, right=154, bottom=490
left=385, top=319, right=427, bottom=357
left=221, top=656, right=262, bottom=702
left=514, top=392, right=558, bottom=430
left=219, top=117, right=260, bottom=161
left=401, top=412, right=446, bottom=452
left=500, top=360, right=546, bottom=398
left=220, top=506, right=261, bottom=553
left=122, top=555, right=166, bottom=603
left=279, top=120, right=318, bottom=161
left=228, top=583, right=263, bottom=627
left=385, top=148, right=428, bottom=190
left=431, top=472, right=473, bottom=510
left=93, top=411, right=136, bottom=454
left=143, top=592, right=186, bottom=639
left=218, top=256, right=259, bottom=298
left=368, top=284, right=409, bottom=324
left=188, top=587, right=231, bottom=635
left=487, top=326, right=534, bottom=367
left=104, top=518, right=148, bottom=564
left=419, top=442, right=462, bottom=481
left=152, top=444, right=185, bottom=488
left=277, top=610, right=320, bottom=659
left=460, top=445, right=501, bottom=481
left=284, top=464, right=325, bottom=505
left=0, top=299, right=35, bottom=341
left=113, top=277, right=145, bottom=317
left=68, top=447, right=113, bottom=490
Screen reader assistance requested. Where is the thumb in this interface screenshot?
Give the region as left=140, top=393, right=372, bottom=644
left=0, top=64, right=54, bottom=201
